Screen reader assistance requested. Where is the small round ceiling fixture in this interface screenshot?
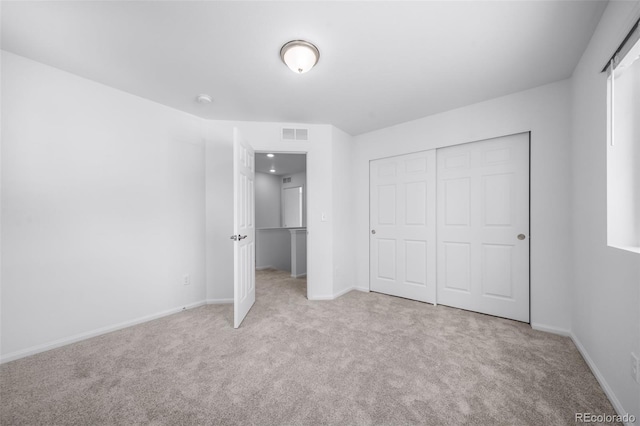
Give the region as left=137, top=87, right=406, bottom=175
left=280, top=40, right=320, bottom=74
left=267, top=153, right=275, bottom=158
left=270, top=169, right=276, bottom=173
left=196, top=94, right=212, bottom=104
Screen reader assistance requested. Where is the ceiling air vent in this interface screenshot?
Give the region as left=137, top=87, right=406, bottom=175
left=282, top=127, right=309, bottom=141
left=283, top=177, right=291, bottom=183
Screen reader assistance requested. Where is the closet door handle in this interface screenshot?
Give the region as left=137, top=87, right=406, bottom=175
left=371, top=229, right=376, bottom=235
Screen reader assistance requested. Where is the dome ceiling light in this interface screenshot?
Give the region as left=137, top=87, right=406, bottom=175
left=196, top=94, right=212, bottom=104
left=280, top=40, right=320, bottom=74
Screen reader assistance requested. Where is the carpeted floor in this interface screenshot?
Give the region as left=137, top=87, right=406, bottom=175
left=1, top=269, right=617, bottom=425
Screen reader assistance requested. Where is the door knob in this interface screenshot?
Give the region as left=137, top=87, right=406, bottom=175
left=371, top=230, right=376, bottom=235
left=239, top=235, right=248, bottom=240
left=230, top=235, right=238, bottom=241
left=517, top=234, right=526, bottom=240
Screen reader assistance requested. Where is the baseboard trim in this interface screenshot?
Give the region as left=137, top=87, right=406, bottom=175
left=307, top=294, right=334, bottom=301
left=308, top=286, right=370, bottom=301
left=206, top=298, right=233, bottom=304
left=0, top=300, right=207, bottom=364
left=530, top=323, right=571, bottom=336
left=570, top=333, right=632, bottom=425
left=291, top=273, right=307, bottom=278
left=255, top=266, right=273, bottom=271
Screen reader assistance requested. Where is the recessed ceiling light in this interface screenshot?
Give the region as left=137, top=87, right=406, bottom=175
left=196, top=94, right=212, bottom=104
left=280, top=40, right=320, bottom=74
left=267, top=153, right=274, bottom=158
left=270, top=169, right=276, bottom=173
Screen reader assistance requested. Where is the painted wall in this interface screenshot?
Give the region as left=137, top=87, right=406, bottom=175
left=354, top=79, right=573, bottom=333
left=255, top=172, right=281, bottom=228
left=332, top=126, right=357, bottom=296
left=255, top=171, right=291, bottom=272
left=570, top=0, right=640, bottom=418
left=1, top=52, right=206, bottom=360
left=255, top=229, right=291, bottom=271
left=205, top=121, right=340, bottom=301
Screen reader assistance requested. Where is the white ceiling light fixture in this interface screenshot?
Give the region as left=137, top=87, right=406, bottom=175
left=270, top=169, right=276, bottom=173
left=280, top=40, right=320, bottom=74
left=267, top=153, right=274, bottom=158
left=196, top=94, right=212, bottom=104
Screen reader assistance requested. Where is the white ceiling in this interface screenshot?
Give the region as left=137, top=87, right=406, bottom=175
left=255, top=153, right=306, bottom=176
left=1, top=1, right=607, bottom=135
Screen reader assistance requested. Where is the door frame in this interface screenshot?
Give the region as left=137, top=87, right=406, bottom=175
left=254, top=150, right=309, bottom=299
left=368, top=131, right=532, bottom=322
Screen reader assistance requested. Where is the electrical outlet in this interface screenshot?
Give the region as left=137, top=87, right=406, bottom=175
left=632, top=353, right=640, bottom=383
left=183, top=274, right=190, bottom=286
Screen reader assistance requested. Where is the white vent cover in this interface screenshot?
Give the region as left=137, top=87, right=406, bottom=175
left=283, top=177, right=291, bottom=183
left=282, top=127, right=309, bottom=141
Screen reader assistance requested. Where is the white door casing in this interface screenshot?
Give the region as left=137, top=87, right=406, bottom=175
left=370, top=150, right=437, bottom=303
left=436, top=133, right=530, bottom=322
left=233, top=128, right=256, bottom=328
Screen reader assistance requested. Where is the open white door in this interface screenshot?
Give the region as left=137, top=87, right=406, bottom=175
left=232, top=128, right=255, bottom=328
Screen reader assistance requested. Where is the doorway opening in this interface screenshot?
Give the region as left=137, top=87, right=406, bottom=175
left=254, top=152, right=308, bottom=301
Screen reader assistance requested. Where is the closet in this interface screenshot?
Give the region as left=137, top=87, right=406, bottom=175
left=369, top=133, right=530, bottom=322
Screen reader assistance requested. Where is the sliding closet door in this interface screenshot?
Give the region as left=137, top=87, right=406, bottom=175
left=370, top=151, right=436, bottom=303
left=436, top=133, right=530, bottom=322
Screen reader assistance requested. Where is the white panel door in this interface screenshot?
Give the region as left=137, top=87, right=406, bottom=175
left=370, top=150, right=436, bottom=303
left=233, top=128, right=255, bottom=328
left=436, top=133, right=529, bottom=322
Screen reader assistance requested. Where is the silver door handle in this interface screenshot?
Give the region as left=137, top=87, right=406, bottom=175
left=230, top=234, right=248, bottom=241
left=517, top=234, right=526, bottom=240
left=230, top=235, right=238, bottom=241
left=371, top=230, right=376, bottom=235
left=239, top=235, right=248, bottom=240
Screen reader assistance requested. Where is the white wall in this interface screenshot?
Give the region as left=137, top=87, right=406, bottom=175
left=205, top=121, right=338, bottom=301
left=354, top=79, right=573, bottom=332
left=255, top=229, right=291, bottom=271
left=570, top=0, right=640, bottom=418
left=255, top=172, right=281, bottom=228
left=332, top=126, right=357, bottom=296
left=1, top=52, right=206, bottom=360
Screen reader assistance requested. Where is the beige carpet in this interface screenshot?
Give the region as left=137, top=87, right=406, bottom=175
left=1, top=269, right=617, bottom=425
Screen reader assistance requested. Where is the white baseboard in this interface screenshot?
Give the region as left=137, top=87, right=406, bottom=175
left=308, top=286, right=370, bottom=301
left=0, top=300, right=207, bottom=364
left=206, top=298, right=233, bottom=304
left=530, top=323, right=571, bottom=336
left=570, top=333, right=632, bottom=425
left=255, top=265, right=273, bottom=271
left=291, top=273, right=307, bottom=278
left=307, top=294, right=334, bottom=301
